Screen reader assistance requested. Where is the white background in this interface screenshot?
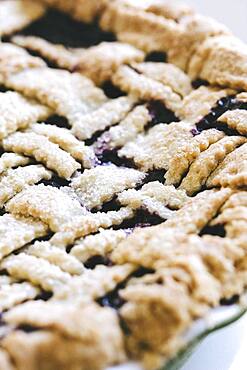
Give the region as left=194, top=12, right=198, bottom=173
left=186, top=0, right=247, bottom=42
left=181, top=1, right=247, bottom=369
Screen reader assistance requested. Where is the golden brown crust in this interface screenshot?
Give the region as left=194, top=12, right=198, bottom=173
left=38, top=0, right=109, bottom=23
left=206, top=143, right=247, bottom=188
left=189, top=35, right=247, bottom=91
left=0, top=1, right=46, bottom=37
left=0, top=1, right=247, bottom=369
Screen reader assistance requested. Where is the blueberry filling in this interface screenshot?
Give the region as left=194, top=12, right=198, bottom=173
left=190, top=127, right=200, bottom=137
left=0, top=86, right=8, bottom=93
left=200, top=224, right=226, bottom=238
left=36, top=290, right=53, bottom=302
left=196, top=96, right=247, bottom=135
left=16, top=9, right=115, bottom=48
left=101, top=81, right=125, bottom=99
left=44, top=115, right=71, bottom=130
left=40, top=175, right=70, bottom=188
left=0, top=209, right=6, bottom=217
left=17, top=324, right=40, bottom=333
left=114, top=209, right=165, bottom=230
left=98, top=267, right=154, bottom=309
left=95, top=148, right=137, bottom=168
left=84, top=255, right=113, bottom=269
left=143, top=169, right=166, bottom=184
left=220, top=295, right=240, bottom=306
left=192, top=79, right=209, bottom=89
left=97, top=283, right=126, bottom=309
left=91, top=196, right=120, bottom=213
left=145, top=51, right=167, bottom=63
left=147, top=100, right=179, bottom=125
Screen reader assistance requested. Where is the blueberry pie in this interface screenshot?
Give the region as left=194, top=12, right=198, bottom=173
left=0, top=1, right=246, bottom=369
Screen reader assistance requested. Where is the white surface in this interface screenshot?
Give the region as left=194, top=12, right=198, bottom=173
left=186, top=0, right=247, bottom=42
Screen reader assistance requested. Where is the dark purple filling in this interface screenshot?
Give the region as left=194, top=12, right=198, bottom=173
left=145, top=52, right=167, bottom=63
left=84, top=255, right=113, bottom=269
left=35, top=291, right=53, bottom=301
left=44, top=115, right=71, bottom=130
left=190, top=127, right=200, bottom=137
left=98, top=267, right=154, bottom=309
left=95, top=148, right=137, bottom=168
left=91, top=196, right=120, bottom=213
left=97, top=283, right=126, bottom=309
left=143, top=169, right=166, bottom=184
left=220, top=295, right=240, bottom=306
left=15, top=9, right=115, bottom=47
left=114, top=209, right=165, bottom=230
left=40, top=175, right=70, bottom=188
left=192, top=79, right=210, bottom=89
left=147, top=100, right=179, bottom=125
left=101, top=81, right=125, bottom=99
left=200, top=224, right=226, bottom=238
left=196, top=96, right=247, bottom=135
left=17, top=324, right=40, bottom=333
left=0, top=86, right=8, bottom=93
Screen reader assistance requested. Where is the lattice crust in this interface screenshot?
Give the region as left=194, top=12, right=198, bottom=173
left=70, top=229, right=129, bottom=263
left=112, top=65, right=182, bottom=111
left=124, top=0, right=194, bottom=20
left=131, top=62, right=192, bottom=97
left=163, top=188, right=232, bottom=234
left=111, top=230, right=246, bottom=359
left=6, top=68, right=108, bottom=125
left=12, top=35, right=77, bottom=70
left=0, top=92, right=51, bottom=139
left=210, top=192, right=247, bottom=239
left=165, top=129, right=225, bottom=186
left=0, top=282, right=40, bottom=312
left=206, top=143, right=247, bottom=188
left=0, top=214, right=48, bottom=260
left=73, top=42, right=145, bottom=85
left=178, top=86, right=234, bottom=123
left=118, top=182, right=189, bottom=219
left=71, top=96, right=136, bottom=140
left=6, top=184, right=85, bottom=232
left=0, top=1, right=247, bottom=369
left=39, top=0, right=109, bottom=23
left=100, top=2, right=228, bottom=70
left=189, top=35, right=247, bottom=91
left=224, top=220, right=247, bottom=241
left=0, top=43, right=46, bottom=84
left=3, top=305, right=125, bottom=370
left=119, top=122, right=193, bottom=171
left=2, top=132, right=80, bottom=179
left=0, top=153, right=30, bottom=175
left=97, top=105, right=151, bottom=150
left=100, top=1, right=183, bottom=53
left=12, top=36, right=145, bottom=85
left=29, top=123, right=96, bottom=168
left=0, top=1, right=46, bottom=37
left=50, top=207, right=134, bottom=247
left=56, top=264, right=135, bottom=302
left=0, top=165, right=52, bottom=207
left=71, top=164, right=146, bottom=209
left=113, top=229, right=244, bottom=294
left=26, top=242, right=84, bottom=275
left=180, top=136, right=247, bottom=195
left=218, top=110, right=247, bottom=136
left=2, top=253, right=72, bottom=293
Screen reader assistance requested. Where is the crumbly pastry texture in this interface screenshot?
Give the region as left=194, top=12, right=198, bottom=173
left=0, top=1, right=246, bottom=370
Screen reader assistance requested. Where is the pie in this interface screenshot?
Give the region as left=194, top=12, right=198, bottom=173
left=0, top=0, right=246, bottom=369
